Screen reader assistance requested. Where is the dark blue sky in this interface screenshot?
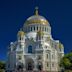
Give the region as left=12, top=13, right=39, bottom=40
left=0, top=0, right=72, bottom=61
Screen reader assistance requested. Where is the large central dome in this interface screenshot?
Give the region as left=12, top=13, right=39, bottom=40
left=25, top=7, right=49, bottom=25
left=23, top=7, right=51, bottom=38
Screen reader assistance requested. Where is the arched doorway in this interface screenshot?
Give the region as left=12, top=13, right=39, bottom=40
left=37, top=62, right=43, bottom=71
left=17, top=62, right=24, bottom=70
left=26, top=58, right=34, bottom=71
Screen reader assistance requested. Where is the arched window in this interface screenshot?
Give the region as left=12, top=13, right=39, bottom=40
left=19, top=37, right=21, bottom=40
left=40, top=26, right=41, bottom=30
left=45, top=27, right=46, bottom=31
left=37, top=26, right=38, bottom=31
left=19, top=36, right=23, bottom=40
left=47, top=54, right=48, bottom=59
left=28, top=45, right=32, bottom=53
left=42, top=27, right=44, bottom=31
left=34, top=26, right=35, bottom=31
left=17, top=63, right=24, bottom=70
left=19, top=44, right=22, bottom=48
left=37, top=62, right=42, bottom=70
left=31, top=27, right=32, bottom=31
left=47, top=62, right=49, bottom=67
left=47, top=28, right=48, bottom=32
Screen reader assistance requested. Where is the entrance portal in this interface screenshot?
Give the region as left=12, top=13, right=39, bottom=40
left=27, top=62, right=33, bottom=70
left=17, top=63, right=24, bottom=70
left=38, top=65, right=42, bottom=70
left=37, top=62, right=42, bottom=71
left=26, top=58, right=34, bottom=71
left=17, top=65, right=23, bottom=70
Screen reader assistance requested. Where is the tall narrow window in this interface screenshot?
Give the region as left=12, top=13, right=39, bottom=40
left=28, top=45, right=32, bottom=53
left=31, top=27, right=32, bottom=31
left=28, top=27, right=29, bottom=32
left=40, top=26, right=41, bottom=30
left=45, top=27, right=46, bottom=31
left=44, top=27, right=45, bottom=31
left=47, top=62, right=49, bottom=67
left=52, top=54, right=54, bottom=59
left=60, top=48, right=62, bottom=51
left=37, top=26, right=38, bottom=31
left=47, top=28, right=48, bottom=32
left=34, top=26, right=35, bottom=31
left=52, top=63, right=54, bottom=67
left=47, top=54, right=48, bottom=59
left=42, top=27, right=44, bottom=31
left=20, top=37, right=21, bottom=40
left=19, top=37, right=23, bottom=40
left=20, top=44, right=22, bottom=48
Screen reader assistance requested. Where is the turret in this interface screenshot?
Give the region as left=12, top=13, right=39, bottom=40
left=59, top=42, right=64, bottom=56
left=10, top=42, right=14, bottom=51
left=17, top=28, right=25, bottom=42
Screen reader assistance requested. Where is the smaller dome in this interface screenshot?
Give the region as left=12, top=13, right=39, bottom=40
left=17, top=29, right=25, bottom=36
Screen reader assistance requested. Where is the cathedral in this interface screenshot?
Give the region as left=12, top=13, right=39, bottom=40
left=6, top=7, right=64, bottom=72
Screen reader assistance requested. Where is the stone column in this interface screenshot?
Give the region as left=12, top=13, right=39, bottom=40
left=34, top=61, right=37, bottom=71
left=42, top=50, right=46, bottom=71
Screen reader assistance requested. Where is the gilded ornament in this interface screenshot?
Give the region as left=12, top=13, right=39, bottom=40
left=25, top=19, right=48, bottom=25
left=35, top=6, right=39, bottom=15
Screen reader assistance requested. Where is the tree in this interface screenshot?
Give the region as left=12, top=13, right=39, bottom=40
left=60, top=52, right=72, bottom=71
left=0, top=61, right=5, bottom=72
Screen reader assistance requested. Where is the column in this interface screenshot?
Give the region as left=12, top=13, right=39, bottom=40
left=34, top=61, right=37, bottom=71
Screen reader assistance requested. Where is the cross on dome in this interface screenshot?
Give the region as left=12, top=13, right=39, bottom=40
left=35, top=6, right=39, bottom=15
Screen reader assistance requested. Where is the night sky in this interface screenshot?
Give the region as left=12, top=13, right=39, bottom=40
left=0, top=0, right=72, bottom=61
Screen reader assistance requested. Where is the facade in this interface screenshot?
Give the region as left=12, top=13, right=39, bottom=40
left=6, top=7, right=64, bottom=72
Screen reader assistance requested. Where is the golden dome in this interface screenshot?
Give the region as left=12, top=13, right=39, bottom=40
left=17, top=29, right=25, bottom=36
left=25, top=7, right=49, bottom=25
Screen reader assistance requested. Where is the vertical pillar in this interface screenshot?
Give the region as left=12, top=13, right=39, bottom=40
left=34, top=61, right=37, bottom=71
left=43, top=50, right=46, bottom=71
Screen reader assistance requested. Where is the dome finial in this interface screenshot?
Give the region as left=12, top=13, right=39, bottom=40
left=35, top=6, right=39, bottom=15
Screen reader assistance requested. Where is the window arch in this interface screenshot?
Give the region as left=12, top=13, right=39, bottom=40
left=46, top=27, right=47, bottom=32
left=42, top=26, right=44, bottom=31
left=34, top=26, right=35, bottom=31
left=37, top=26, right=38, bottom=31
left=31, top=27, right=32, bottom=31
left=45, top=27, right=46, bottom=31
left=28, top=45, right=32, bottom=53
